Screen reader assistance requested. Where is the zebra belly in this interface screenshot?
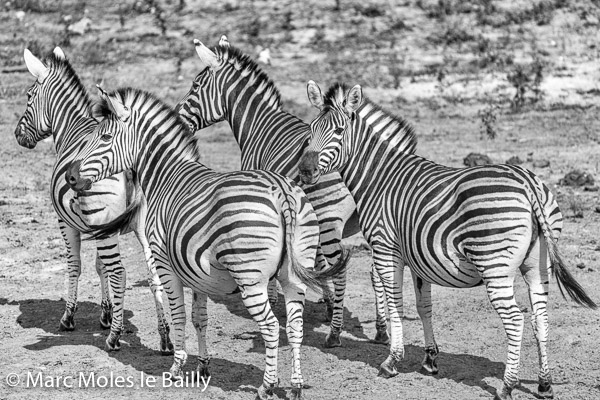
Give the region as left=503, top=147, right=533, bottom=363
left=406, top=256, right=483, bottom=288
left=168, top=252, right=239, bottom=296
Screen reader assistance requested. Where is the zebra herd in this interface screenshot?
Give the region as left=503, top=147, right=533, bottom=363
left=13, top=36, right=596, bottom=400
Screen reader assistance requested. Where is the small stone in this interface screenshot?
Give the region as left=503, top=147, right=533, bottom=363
left=559, top=170, right=595, bottom=187
left=533, top=159, right=550, bottom=168
left=463, top=153, right=492, bottom=167
left=584, top=186, right=598, bottom=192
left=576, top=262, right=586, bottom=269
left=505, top=156, right=522, bottom=165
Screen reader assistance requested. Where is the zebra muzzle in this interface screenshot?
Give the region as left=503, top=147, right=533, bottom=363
left=298, top=151, right=321, bottom=185
left=65, top=160, right=92, bottom=192
left=14, top=123, right=36, bottom=149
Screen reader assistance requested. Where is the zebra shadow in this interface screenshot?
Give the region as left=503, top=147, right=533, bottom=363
left=207, top=289, right=370, bottom=342
left=206, top=293, right=536, bottom=398
left=0, top=297, right=259, bottom=386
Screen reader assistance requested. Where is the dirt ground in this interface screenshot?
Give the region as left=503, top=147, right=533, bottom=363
left=1, top=1, right=600, bottom=399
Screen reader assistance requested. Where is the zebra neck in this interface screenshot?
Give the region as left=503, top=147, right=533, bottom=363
left=134, top=120, right=208, bottom=208
left=223, top=73, right=288, bottom=150
left=339, top=110, right=415, bottom=208
left=49, top=83, right=93, bottom=153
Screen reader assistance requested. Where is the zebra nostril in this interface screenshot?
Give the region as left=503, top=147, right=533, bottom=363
left=68, top=175, right=77, bottom=185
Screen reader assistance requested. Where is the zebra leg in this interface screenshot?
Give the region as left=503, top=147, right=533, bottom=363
left=58, top=221, right=81, bottom=331
left=191, top=291, right=210, bottom=379
left=316, top=235, right=347, bottom=347
left=374, top=249, right=405, bottom=378
left=280, top=278, right=307, bottom=400
left=238, top=285, right=279, bottom=400
left=411, top=273, right=438, bottom=374
left=520, top=237, right=553, bottom=399
left=96, top=235, right=126, bottom=352
left=94, top=252, right=113, bottom=329
left=161, top=269, right=188, bottom=378
left=133, top=228, right=173, bottom=355
left=371, top=263, right=389, bottom=344
left=267, top=278, right=279, bottom=306
left=482, top=274, right=524, bottom=400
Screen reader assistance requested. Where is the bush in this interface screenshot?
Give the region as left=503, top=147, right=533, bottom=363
left=507, top=58, right=545, bottom=110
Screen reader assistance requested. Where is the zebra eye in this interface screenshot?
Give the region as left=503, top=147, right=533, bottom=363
left=101, top=133, right=112, bottom=142
left=334, top=127, right=344, bottom=134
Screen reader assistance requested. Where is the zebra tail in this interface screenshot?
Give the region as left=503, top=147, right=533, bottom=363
left=83, top=180, right=143, bottom=241
left=528, top=185, right=598, bottom=309
left=281, top=194, right=324, bottom=295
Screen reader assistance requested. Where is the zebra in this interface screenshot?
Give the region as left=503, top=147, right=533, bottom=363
left=297, top=81, right=597, bottom=400
left=14, top=47, right=173, bottom=354
left=176, top=36, right=388, bottom=347
left=65, top=86, right=346, bottom=400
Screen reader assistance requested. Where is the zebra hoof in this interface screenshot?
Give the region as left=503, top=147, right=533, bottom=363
left=538, top=381, right=554, bottom=399
left=256, top=383, right=274, bottom=400
left=373, top=328, right=390, bottom=345
left=59, top=313, right=75, bottom=331
left=105, top=334, right=121, bottom=352
left=58, top=317, right=75, bottom=332
left=289, top=386, right=302, bottom=400
left=197, top=360, right=210, bottom=379
left=378, top=357, right=399, bottom=378
left=420, top=346, right=439, bottom=375
left=99, top=301, right=113, bottom=329
left=323, top=331, right=342, bottom=348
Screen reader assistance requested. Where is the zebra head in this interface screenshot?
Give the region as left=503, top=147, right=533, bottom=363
left=15, top=47, right=66, bottom=149
left=66, top=86, right=132, bottom=193
left=299, top=81, right=363, bottom=185
left=176, top=38, right=227, bottom=131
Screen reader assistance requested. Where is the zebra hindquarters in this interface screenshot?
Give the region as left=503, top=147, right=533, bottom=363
left=519, top=232, right=553, bottom=399
left=466, top=213, right=534, bottom=400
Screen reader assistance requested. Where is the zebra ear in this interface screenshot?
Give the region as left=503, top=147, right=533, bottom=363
left=53, top=47, right=66, bottom=60
left=307, top=80, right=324, bottom=110
left=24, top=49, right=50, bottom=83
left=219, top=35, right=230, bottom=47
left=97, top=84, right=130, bottom=121
left=345, top=84, right=362, bottom=115
left=193, top=39, right=221, bottom=70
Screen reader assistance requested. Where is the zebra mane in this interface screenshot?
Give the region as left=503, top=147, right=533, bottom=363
left=324, top=82, right=417, bottom=155
left=95, top=88, right=200, bottom=159
left=43, top=52, right=91, bottom=105
left=212, top=44, right=282, bottom=109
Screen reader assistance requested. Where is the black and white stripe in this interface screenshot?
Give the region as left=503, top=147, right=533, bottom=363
left=14, top=48, right=172, bottom=353
left=176, top=37, right=385, bottom=347
left=299, top=81, right=596, bottom=400
left=66, top=87, right=344, bottom=399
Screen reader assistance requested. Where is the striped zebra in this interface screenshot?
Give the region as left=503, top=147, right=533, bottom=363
left=65, top=86, right=345, bottom=400
left=298, top=81, right=597, bottom=400
left=14, top=47, right=172, bottom=354
left=176, top=36, right=388, bottom=347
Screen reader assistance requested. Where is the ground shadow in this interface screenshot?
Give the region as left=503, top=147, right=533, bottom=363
left=204, top=292, right=520, bottom=398
left=0, top=294, right=524, bottom=398
left=0, top=297, right=257, bottom=387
